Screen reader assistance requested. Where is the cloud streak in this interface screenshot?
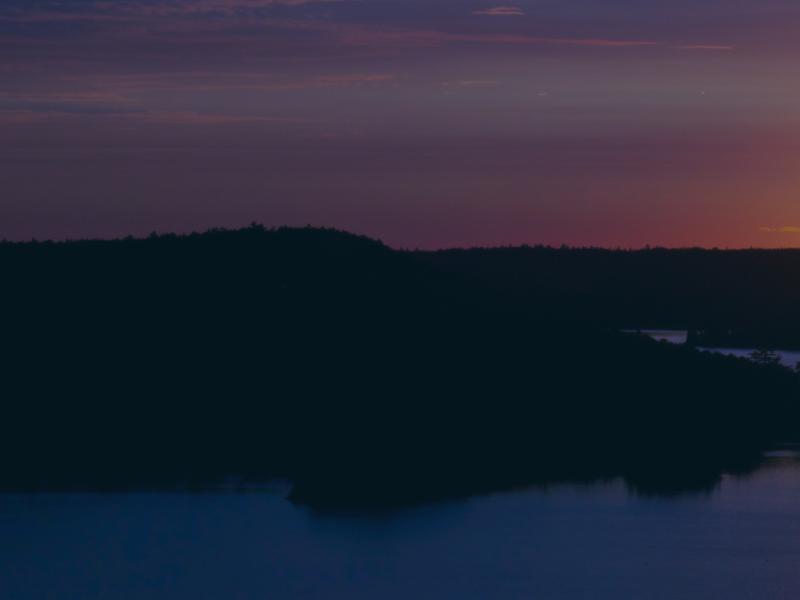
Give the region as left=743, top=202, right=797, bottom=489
left=473, top=6, right=525, bottom=17
left=676, top=44, right=735, bottom=51
left=0, top=1, right=734, bottom=58
left=339, top=27, right=659, bottom=48
left=1, top=0, right=342, bottom=21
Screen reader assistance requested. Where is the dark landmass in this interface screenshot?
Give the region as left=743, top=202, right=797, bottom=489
left=2, top=226, right=799, bottom=510
left=422, top=244, right=800, bottom=351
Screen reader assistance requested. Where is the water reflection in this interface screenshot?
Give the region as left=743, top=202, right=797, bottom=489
left=628, top=329, right=800, bottom=368
left=2, top=452, right=800, bottom=600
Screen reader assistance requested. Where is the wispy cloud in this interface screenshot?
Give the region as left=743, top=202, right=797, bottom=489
left=675, top=44, right=735, bottom=51
left=0, top=107, right=306, bottom=125
left=135, top=111, right=306, bottom=124
left=0, top=0, right=342, bottom=22
left=473, top=6, right=525, bottom=17
left=339, top=27, right=659, bottom=48
left=0, top=72, right=388, bottom=123
left=440, top=80, right=498, bottom=87
left=94, top=0, right=344, bottom=16
left=313, top=74, right=395, bottom=85
left=0, top=2, right=729, bottom=56
left=0, top=110, right=66, bottom=124
left=0, top=90, right=140, bottom=116
left=47, top=72, right=395, bottom=96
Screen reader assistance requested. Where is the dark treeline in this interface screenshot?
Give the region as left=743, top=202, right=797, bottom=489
left=422, top=245, right=800, bottom=350
left=1, top=226, right=799, bottom=509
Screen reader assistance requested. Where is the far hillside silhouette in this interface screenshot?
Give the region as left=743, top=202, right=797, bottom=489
left=423, top=244, right=800, bottom=350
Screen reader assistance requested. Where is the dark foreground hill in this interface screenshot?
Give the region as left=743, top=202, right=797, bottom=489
left=1, top=226, right=798, bottom=509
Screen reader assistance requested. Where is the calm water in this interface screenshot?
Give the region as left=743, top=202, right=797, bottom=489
left=3, top=453, right=800, bottom=599
left=699, top=347, right=800, bottom=369
left=633, top=329, right=800, bottom=368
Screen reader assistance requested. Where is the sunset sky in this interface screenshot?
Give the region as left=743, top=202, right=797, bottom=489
left=3, top=0, right=800, bottom=248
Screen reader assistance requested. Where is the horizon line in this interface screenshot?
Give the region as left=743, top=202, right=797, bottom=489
left=3, top=223, right=800, bottom=253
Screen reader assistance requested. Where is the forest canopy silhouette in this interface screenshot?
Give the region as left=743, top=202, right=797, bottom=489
left=2, top=225, right=799, bottom=509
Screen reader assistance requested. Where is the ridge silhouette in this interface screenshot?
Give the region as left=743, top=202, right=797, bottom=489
left=1, top=225, right=798, bottom=509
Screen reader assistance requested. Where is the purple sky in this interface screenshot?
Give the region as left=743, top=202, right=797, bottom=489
left=3, top=0, right=800, bottom=248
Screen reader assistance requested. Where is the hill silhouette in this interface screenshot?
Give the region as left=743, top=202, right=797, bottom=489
left=1, top=226, right=798, bottom=509
left=423, top=244, right=800, bottom=350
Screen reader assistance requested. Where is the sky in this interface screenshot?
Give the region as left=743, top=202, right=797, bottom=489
left=2, top=0, right=800, bottom=248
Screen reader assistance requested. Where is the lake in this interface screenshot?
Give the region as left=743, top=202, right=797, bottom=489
left=630, top=329, right=800, bottom=369
left=3, top=451, right=800, bottom=599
